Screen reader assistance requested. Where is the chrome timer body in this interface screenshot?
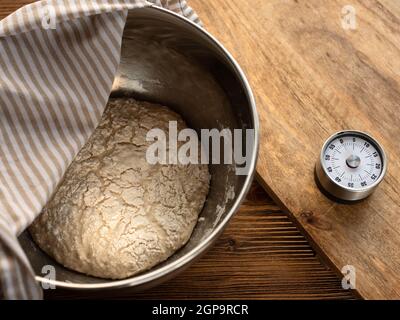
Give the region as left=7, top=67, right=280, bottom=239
left=316, top=131, right=387, bottom=201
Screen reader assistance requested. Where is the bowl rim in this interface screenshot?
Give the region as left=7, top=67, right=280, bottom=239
left=34, top=4, right=260, bottom=290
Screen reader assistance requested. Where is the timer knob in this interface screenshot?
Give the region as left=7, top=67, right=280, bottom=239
left=346, top=155, right=361, bottom=169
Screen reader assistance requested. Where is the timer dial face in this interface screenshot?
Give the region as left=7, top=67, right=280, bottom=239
left=322, top=133, right=384, bottom=191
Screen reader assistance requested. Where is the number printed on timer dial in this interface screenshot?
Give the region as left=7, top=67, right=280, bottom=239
left=316, top=131, right=387, bottom=201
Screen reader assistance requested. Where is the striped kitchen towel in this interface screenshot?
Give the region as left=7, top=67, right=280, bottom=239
left=0, top=0, right=200, bottom=300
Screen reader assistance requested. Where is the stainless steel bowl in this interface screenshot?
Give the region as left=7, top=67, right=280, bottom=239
left=19, top=6, right=259, bottom=291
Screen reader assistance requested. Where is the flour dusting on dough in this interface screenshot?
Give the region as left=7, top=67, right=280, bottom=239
left=30, top=98, right=210, bottom=280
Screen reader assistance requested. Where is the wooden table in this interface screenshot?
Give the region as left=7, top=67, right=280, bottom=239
left=0, top=0, right=375, bottom=300
left=189, top=0, right=400, bottom=300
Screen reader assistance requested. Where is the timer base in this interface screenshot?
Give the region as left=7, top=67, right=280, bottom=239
left=314, top=168, right=367, bottom=205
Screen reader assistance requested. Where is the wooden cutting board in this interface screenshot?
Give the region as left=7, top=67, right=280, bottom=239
left=190, top=0, right=400, bottom=299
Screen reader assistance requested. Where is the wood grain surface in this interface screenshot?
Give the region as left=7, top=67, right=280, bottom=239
left=0, top=0, right=361, bottom=300
left=188, top=0, right=400, bottom=299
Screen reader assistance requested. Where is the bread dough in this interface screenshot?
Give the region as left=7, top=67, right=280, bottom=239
left=30, top=98, right=210, bottom=279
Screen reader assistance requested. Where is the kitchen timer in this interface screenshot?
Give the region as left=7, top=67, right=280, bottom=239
left=316, top=130, right=387, bottom=201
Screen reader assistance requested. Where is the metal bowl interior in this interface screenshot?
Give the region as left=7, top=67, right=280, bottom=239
left=19, top=6, right=258, bottom=290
